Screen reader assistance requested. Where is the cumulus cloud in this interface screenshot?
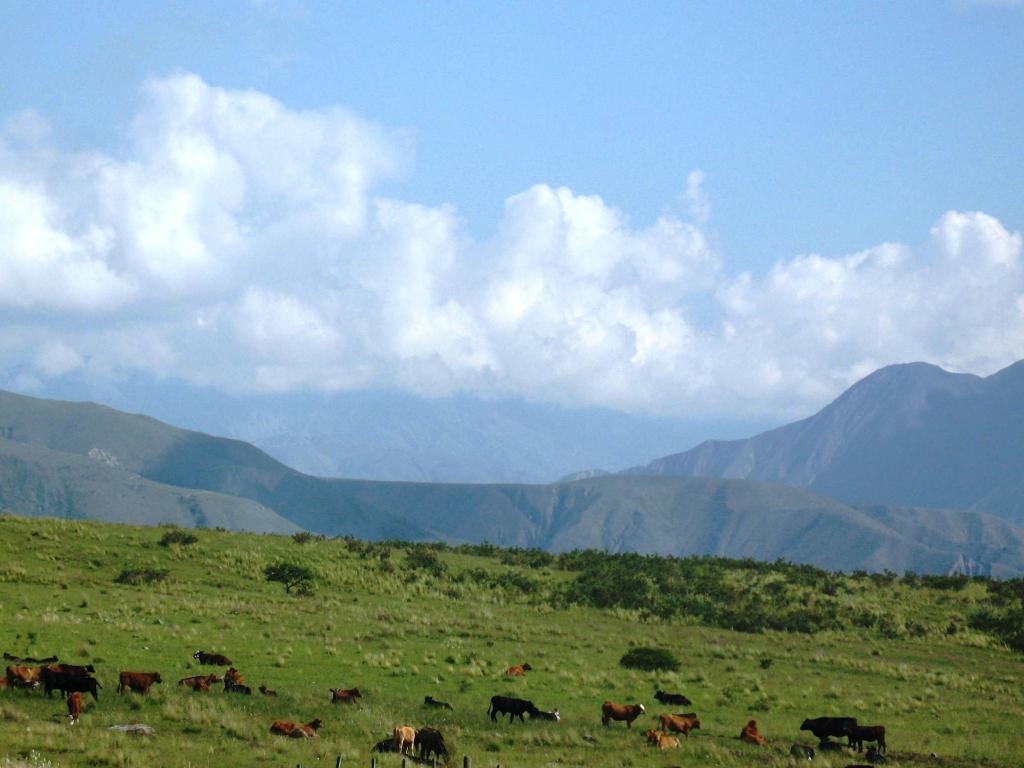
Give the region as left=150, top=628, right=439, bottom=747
left=0, top=73, right=1022, bottom=418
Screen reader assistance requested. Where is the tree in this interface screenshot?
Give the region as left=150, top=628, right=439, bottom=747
left=264, top=561, right=314, bottom=595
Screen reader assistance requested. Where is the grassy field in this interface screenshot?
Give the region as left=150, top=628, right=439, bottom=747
left=1, top=513, right=1022, bottom=768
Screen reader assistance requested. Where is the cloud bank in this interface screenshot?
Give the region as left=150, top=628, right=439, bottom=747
left=1, top=74, right=1022, bottom=417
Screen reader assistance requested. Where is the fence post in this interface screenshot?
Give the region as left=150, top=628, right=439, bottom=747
left=371, top=760, right=377, bottom=768
left=335, top=757, right=341, bottom=768
left=463, top=757, right=471, bottom=768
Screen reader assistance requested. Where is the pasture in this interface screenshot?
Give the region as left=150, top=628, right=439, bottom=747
left=0, top=514, right=1022, bottom=768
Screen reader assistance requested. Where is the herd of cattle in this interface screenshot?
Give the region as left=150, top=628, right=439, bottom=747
left=1, top=653, right=888, bottom=765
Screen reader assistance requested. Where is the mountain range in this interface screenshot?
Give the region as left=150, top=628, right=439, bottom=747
left=3, top=365, right=1024, bottom=576
left=629, top=361, right=1024, bottom=528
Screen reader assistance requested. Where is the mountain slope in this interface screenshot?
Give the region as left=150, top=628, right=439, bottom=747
left=1, top=388, right=1023, bottom=574
left=629, top=360, right=1024, bottom=526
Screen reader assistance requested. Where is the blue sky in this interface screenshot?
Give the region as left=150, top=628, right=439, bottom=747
left=0, top=1, right=1022, bottom=418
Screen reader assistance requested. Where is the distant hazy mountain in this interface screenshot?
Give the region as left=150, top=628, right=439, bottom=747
left=1, top=388, right=1022, bottom=575
left=629, top=360, right=1024, bottom=526
left=13, top=374, right=769, bottom=483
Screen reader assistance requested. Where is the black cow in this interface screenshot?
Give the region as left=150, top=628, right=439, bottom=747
left=488, top=695, right=537, bottom=722
left=372, top=737, right=397, bottom=753
left=42, top=669, right=100, bottom=701
left=801, top=716, right=857, bottom=743
left=416, top=727, right=449, bottom=761
left=424, top=695, right=454, bottom=710
left=529, top=707, right=560, bottom=721
left=193, top=650, right=232, bottom=666
left=654, top=689, right=692, bottom=706
left=4, top=653, right=58, bottom=664
left=224, top=679, right=251, bottom=695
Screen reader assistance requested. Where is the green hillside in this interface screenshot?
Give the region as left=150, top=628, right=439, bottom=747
left=1, top=514, right=1022, bottom=768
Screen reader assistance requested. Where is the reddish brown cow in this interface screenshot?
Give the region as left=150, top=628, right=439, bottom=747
left=224, top=667, right=246, bottom=685
left=848, top=725, right=886, bottom=753
left=330, top=687, right=362, bottom=703
left=178, top=674, right=220, bottom=692
left=504, top=663, right=533, bottom=676
left=393, top=725, right=416, bottom=754
left=5, top=666, right=42, bottom=689
left=67, top=692, right=83, bottom=724
left=659, top=713, right=701, bottom=736
left=0, top=677, right=8, bottom=689
left=118, top=671, right=162, bottom=695
left=739, top=719, right=767, bottom=746
left=601, top=701, right=645, bottom=728
left=290, top=719, right=323, bottom=738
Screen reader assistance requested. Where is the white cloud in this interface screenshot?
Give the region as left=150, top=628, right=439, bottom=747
left=0, top=73, right=1022, bottom=419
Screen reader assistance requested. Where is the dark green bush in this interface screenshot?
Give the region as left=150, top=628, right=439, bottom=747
left=116, top=568, right=169, bottom=585
left=158, top=529, right=198, bottom=547
left=620, top=646, right=680, bottom=672
left=264, top=561, right=315, bottom=594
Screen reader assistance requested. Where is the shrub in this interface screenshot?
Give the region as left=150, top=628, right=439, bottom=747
left=405, top=546, right=447, bottom=577
left=264, top=561, right=315, bottom=594
left=619, top=646, right=680, bottom=671
left=158, top=529, right=198, bottom=547
left=291, top=531, right=323, bottom=545
left=115, top=568, right=169, bottom=585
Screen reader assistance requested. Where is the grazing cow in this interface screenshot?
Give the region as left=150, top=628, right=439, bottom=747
left=67, top=691, right=83, bottom=724
left=424, top=694, right=453, bottom=710
left=416, top=727, right=449, bottom=762
left=601, top=701, right=645, bottom=728
left=654, top=689, right=692, bottom=706
left=42, top=669, right=100, bottom=701
left=393, top=725, right=416, bottom=755
left=790, top=744, right=816, bottom=760
left=259, top=684, right=277, bottom=696
left=848, top=725, right=886, bottom=753
left=739, top=719, right=767, bottom=746
left=178, top=674, right=220, bottom=692
left=330, top=687, right=362, bottom=703
left=530, top=707, right=560, bottom=721
left=488, top=695, right=538, bottom=722
left=659, top=713, right=700, bottom=736
left=801, top=716, right=857, bottom=743
left=504, top=663, right=533, bottom=676
left=193, top=650, right=232, bottom=666
left=117, top=671, right=162, bottom=695
left=5, top=665, right=42, bottom=689
left=47, top=663, right=95, bottom=677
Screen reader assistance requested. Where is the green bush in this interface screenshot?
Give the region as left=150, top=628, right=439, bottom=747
left=619, top=646, right=680, bottom=671
left=264, top=561, right=315, bottom=594
left=115, top=568, right=169, bottom=585
left=158, top=529, right=198, bottom=547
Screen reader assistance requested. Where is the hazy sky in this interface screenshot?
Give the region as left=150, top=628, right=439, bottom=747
left=1, top=1, right=1022, bottom=418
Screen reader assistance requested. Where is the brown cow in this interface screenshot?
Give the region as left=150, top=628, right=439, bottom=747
left=67, top=691, right=83, bottom=724
left=330, top=687, right=362, bottom=703
left=654, top=732, right=680, bottom=749
left=117, top=671, right=162, bottom=695
left=739, top=719, right=766, bottom=746
left=178, top=674, right=220, bottom=692
left=270, top=719, right=322, bottom=737
left=660, top=713, right=700, bottom=736
left=5, top=665, right=42, bottom=689
left=393, top=725, right=416, bottom=755
left=224, top=667, right=245, bottom=685
left=601, top=701, right=645, bottom=728
left=504, top=663, right=533, bottom=676
left=259, top=684, right=277, bottom=696
left=848, top=725, right=886, bottom=753
left=0, top=677, right=7, bottom=689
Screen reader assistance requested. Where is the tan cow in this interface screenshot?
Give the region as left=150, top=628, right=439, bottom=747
left=393, top=725, right=416, bottom=755
left=659, top=713, right=700, bottom=736
left=504, top=663, right=533, bottom=676
left=601, top=701, right=645, bottom=728
left=739, top=719, right=766, bottom=746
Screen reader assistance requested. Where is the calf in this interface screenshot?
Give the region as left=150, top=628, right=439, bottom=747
left=848, top=725, right=886, bottom=753
left=330, top=687, right=362, bottom=703
left=739, top=719, right=766, bottom=746
left=66, top=692, right=83, bottom=724
left=504, top=663, right=533, bottom=676
left=653, top=732, right=680, bottom=750
left=193, top=650, right=232, bottom=666
left=601, top=701, right=645, bottom=728
left=654, top=689, right=692, bottom=706
left=488, top=695, right=537, bottom=723
left=118, top=671, right=162, bottom=695
left=530, top=707, right=560, bottom=721
left=790, top=743, right=816, bottom=760
left=393, top=725, right=416, bottom=755
left=659, top=713, right=700, bottom=736
left=259, top=684, right=277, bottom=696
left=424, top=694, right=453, bottom=710
left=372, top=736, right=398, bottom=753
left=178, top=674, right=220, bottom=692
left=416, top=727, right=449, bottom=761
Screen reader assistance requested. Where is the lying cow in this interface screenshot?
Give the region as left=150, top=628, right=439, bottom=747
left=530, top=707, right=560, bottom=721
left=790, top=743, right=816, bottom=760
left=601, top=701, right=645, bottom=728
left=654, top=689, right=691, bottom=706
left=270, top=719, right=323, bottom=738
left=193, top=650, right=232, bottom=666
left=393, top=725, right=416, bottom=754
left=416, top=727, right=449, bottom=761
left=659, top=713, right=700, bottom=735
left=42, top=669, right=100, bottom=700
left=488, top=695, right=537, bottom=722
left=801, top=716, right=857, bottom=743
left=848, top=725, right=886, bottom=753
left=424, top=694, right=453, bottom=710
left=740, top=719, right=766, bottom=746
left=504, top=663, right=533, bottom=676
left=330, top=687, right=362, bottom=703
left=67, top=691, right=83, bottom=724
left=653, top=732, right=680, bottom=749
left=259, top=684, right=277, bottom=696
left=372, top=736, right=398, bottom=753
left=118, top=671, right=162, bottom=695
